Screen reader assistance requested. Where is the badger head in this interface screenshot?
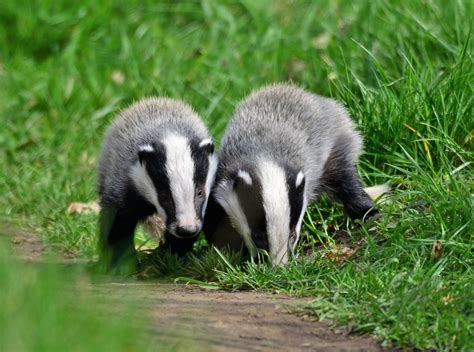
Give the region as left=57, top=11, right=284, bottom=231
left=131, top=134, right=217, bottom=239
left=214, top=159, right=307, bottom=265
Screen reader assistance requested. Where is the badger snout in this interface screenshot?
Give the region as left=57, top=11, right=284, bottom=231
left=175, top=224, right=200, bottom=238
left=169, top=218, right=201, bottom=238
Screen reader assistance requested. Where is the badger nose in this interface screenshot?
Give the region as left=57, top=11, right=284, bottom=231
left=176, top=225, right=200, bottom=238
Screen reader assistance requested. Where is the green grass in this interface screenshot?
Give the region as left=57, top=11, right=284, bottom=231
left=0, top=239, right=149, bottom=351
left=0, top=0, right=472, bottom=350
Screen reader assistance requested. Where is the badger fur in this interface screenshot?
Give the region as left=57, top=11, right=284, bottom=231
left=98, top=97, right=217, bottom=271
left=204, top=84, right=385, bottom=265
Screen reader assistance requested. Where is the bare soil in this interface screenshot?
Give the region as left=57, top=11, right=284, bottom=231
left=4, top=229, right=82, bottom=263
left=5, top=230, right=384, bottom=352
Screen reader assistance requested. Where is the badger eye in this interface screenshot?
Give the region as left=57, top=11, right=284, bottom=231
left=196, top=188, right=204, bottom=197
left=159, top=192, right=170, bottom=202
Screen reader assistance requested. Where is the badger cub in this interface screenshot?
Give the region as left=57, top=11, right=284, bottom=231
left=98, top=98, right=217, bottom=272
left=204, top=84, right=385, bottom=265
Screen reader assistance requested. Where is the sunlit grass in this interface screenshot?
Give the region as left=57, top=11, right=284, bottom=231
left=0, top=0, right=472, bottom=349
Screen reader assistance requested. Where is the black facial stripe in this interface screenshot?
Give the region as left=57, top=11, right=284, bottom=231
left=190, top=140, right=210, bottom=187
left=252, top=219, right=269, bottom=251
left=234, top=174, right=269, bottom=252
left=144, top=143, right=176, bottom=226
left=286, top=173, right=305, bottom=231
left=191, top=139, right=211, bottom=219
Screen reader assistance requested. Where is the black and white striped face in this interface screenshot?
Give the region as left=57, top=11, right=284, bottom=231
left=130, top=134, right=217, bottom=238
left=215, top=160, right=307, bottom=265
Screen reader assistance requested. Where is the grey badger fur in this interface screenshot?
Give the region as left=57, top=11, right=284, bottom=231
left=204, top=84, right=387, bottom=265
left=98, top=97, right=217, bottom=272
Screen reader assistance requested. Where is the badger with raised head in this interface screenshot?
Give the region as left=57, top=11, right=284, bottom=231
left=204, top=84, right=386, bottom=265
left=98, top=97, right=217, bottom=272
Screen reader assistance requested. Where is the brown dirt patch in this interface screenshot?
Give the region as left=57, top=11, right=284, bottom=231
left=93, top=282, right=382, bottom=351
left=2, top=229, right=84, bottom=263
left=4, top=230, right=46, bottom=261
left=4, top=230, right=384, bottom=351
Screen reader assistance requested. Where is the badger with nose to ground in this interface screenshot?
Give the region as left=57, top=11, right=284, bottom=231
left=204, top=84, right=386, bottom=265
left=97, top=97, right=217, bottom=272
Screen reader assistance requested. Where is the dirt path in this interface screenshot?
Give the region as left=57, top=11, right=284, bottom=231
left=93, top=282, right=382, bottom=351
left=5, top=230, right=383, bottom=351
left=4, top=229, right=83, bottom=263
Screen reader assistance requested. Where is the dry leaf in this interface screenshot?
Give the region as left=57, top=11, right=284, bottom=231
left=441, top=293, right=454, bottom=305
left=431, top=240, right=442, bottom=259
left=323, top=246, right=353, bottom=263
left=111, top=70, right=125, bottom=85
left=287, top=59, right=306, bottom=76
left=312, top=33, right=331, bottom=49
left=143, top=215, right=165, bottom=242
left=66, top=201, right=101, bottom=215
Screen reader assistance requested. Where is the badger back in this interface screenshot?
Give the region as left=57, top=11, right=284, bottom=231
left=219, top=84, right=363, bottom=200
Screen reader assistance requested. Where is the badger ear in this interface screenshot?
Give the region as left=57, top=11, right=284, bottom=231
left=199, top=138, right=214, bottom=154
left=295, top=171, right=305, bottom=191
left=138, top=144, right=154, bottom=165
left=235, top=170, right=253, bottom=188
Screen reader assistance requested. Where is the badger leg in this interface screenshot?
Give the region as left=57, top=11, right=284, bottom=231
left=321, top=141, right=378, bottom=220
left=98, top=206, right=139, bottom=274
left=203, top=195, right=245, bottom=252
left=162, top=232, right=196, bottom=256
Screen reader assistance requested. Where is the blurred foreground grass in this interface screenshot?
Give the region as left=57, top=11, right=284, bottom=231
left=0, top=238, right=155, bottom=351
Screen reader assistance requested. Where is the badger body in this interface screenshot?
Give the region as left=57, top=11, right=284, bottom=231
left=204, top=84, right=379, bottom=264
left=98, top=97, right=217, bottom=272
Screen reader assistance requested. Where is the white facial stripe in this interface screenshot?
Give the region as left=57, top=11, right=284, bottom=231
left=199, top=138, right=213, bottom=148
left=215, top=181, right=257, bottom=257
left=139, top=144, right=154, bottom=152
left=296, top=171, right=305, bottom=188
left=237, top=170, right=252, bottom=186
left=202, top=152, right=218, bottom=218
left=162, top=134, right=197, bottom=227
left=130, top=162, right=167, bottom=223
left=258, top=160, right=291, bottom=265
left=293, top=195, right=308, bottom=250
